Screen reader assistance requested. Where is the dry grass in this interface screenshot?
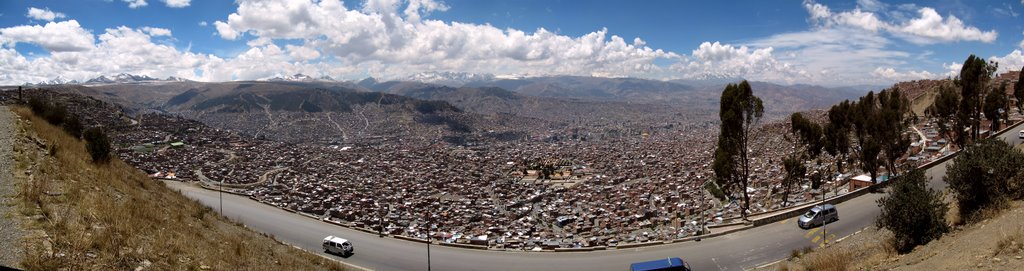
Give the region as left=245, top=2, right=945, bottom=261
left=800, top=246, right=853, bottom=271
left=993, top=225, right=1024, bottom=256
left=10, top=106, right=349, bottom=271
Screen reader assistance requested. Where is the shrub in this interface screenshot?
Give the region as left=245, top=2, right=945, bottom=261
left=62, top=115, right=84, bottom=139
left=83, top=127, right=112, bottom=163
left=42, top=103, right=66, bottom=126
left=943, top=138, right=1024, bottom=223
left=877, top=169, right=949, bottom=253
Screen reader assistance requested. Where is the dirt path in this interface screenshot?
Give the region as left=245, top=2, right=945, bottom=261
left=0, top=106, right=26, bottom=268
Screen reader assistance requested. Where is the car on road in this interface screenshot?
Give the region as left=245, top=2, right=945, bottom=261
left=323, top=235, right=354, bottom=256
left=1019, top=129, right=1024, bottom=139
left=629, top=257, right=692, bottom=271
left=798, top=204, right=838, bottom=229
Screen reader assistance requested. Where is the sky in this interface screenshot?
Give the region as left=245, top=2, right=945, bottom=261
left=0, top=0, right=1022, bottom=87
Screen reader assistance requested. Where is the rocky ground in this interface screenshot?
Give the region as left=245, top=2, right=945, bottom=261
left=0, top=106, right=27, bottom=268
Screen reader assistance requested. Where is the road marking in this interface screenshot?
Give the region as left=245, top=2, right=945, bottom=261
left=804, top=227, right=820, bottom=238
left=811, top=235, right=821, bottom=243
left=778, top=218, right=790, bottom=225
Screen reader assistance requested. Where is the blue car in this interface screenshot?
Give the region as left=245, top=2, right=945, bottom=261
left=630, top=257, right=692, bottom=271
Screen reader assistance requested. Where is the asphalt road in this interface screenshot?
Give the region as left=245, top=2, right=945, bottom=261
left=167, top=122, right=1024, bottom=271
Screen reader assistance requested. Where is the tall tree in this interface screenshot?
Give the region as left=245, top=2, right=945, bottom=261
left=877, top=87, right=912, bottom=176
left=790, top=112, right=824, bottom=188
left=1013, top=66, right=1024, bottom=113
left=851, top=92, right=884, bottom=184
left=958, top=54, right=998, bottom=142
left=781, top=155, right=806, bottom=207
left=929, top=82, right=963, bottom=148
left=713, top=80, right=764, bottom=219
left=824, top=101, right=853, bottom=174
left=983, top=82, right=1009, bottom=132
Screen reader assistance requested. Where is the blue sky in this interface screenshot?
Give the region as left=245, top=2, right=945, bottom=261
left=0, top=0, right=1022, bottom=86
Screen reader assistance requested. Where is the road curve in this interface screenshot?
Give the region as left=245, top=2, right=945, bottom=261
left=167, top=122, right=1024, bottom=271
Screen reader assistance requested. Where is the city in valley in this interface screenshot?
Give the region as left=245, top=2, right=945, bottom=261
left=1, top=1, right=1023, bottom=271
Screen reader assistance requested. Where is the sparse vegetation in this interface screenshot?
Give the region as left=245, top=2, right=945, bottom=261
left=876, top=169, right=949, bottom=253
left=10, top=106, right=348, bottom=270
left=993, top=225, right=1024, bottom=256
left=799, top=247, right=853, bottom=271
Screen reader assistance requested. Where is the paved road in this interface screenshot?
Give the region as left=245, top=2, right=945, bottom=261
left=168, top=122, right=1024, bottom=271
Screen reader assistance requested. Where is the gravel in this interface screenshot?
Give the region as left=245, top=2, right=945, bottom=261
left=0, top=106, right=26, bottom=268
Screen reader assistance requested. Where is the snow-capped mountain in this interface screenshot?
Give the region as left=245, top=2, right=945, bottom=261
left=403, top=71, right=495, bottom=87
left=35, top=76, right=80, bottom=85
left=165, top=76, right=192, bottom=82
left=261, top=73, right=338, bottom=82
left=85, top=73, right=161, bottom=84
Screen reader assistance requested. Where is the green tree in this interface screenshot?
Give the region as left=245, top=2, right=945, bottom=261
left=824, top=101, right=853, bottom=174
left=790, top=112, right=824, bottom=188
left=876, top=169, right=949, bottom=253
left=851, top=92, right=884, bottom=184
left=983, top=82, right=1009, bottom=132
left=781, top=155, right=806, bottom=207
left=712, top=80, right=764, bottom=219
left=928, top=82, right=962, bottom=148
left=877, top=87, right=912, bottom=176
left=84, top=127, right=112, bottom=164
left=958, top=54, right=998, bottom=142
left=944, top=138, right=1024, bottom=223
left=1013, top=66, right=1024, bottom=113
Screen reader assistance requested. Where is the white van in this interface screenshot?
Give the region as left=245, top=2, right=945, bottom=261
left=323, top=236, right=354, bottom=256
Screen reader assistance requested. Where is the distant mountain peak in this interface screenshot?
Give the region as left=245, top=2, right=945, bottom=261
left=262, top=73, right=336, bottom=82
left=34, top=75, right=80, bottom=86
left=403, top=71, right=495, bottom=87
left=84, top=73, right=162, bottom=84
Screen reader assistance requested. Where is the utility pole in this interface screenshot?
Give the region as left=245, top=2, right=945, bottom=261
left=219, top=177, right=223, bottom=214
left=822, top=166, right=827, bottom=247
left=427, top=221, right=432, bottom=271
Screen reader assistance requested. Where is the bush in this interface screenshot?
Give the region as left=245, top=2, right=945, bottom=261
left=943, top=138, right=1024, bottom=223
left=62, top=115, right=84, bottom=139
left=42, top=103, right=66, bottom=126
left=83, top=127, right=112, bottom=163
left=877, top=169, right=949, bottom=253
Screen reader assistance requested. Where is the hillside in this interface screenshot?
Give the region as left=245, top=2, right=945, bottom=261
left=762, top=201, right=1024, bottom=270
left=2, top=106, right=350, bottom=270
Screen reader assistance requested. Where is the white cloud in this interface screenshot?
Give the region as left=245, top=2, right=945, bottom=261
left=213, top=0, right=678, bottom=79
left=198, top=21, right=208, bottom=27
left=670, top=41, right=808, bottom=84
left=0, top=26, right=211, bottom=84
left=989, top=50, right=1024, bottom=72
left=141, top=27, right=172, bottom=37
left=871, top=67, right=938, bottom=81
left=162, top=0, right=190, bottom=8
left=123, top=0, right=148, bottom=9
left=0, top=20, right=95, bottom=52
left=895, top=7, right=997, bottom=44
left=286, top=44, right=320, bottom=61
left=26, top=7, right=66, bottom=21
left=803, top=0, right=998, bottom=44
left=747, top=28, right=911, bottom=85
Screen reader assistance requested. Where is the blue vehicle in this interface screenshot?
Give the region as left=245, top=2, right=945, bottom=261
left=629, top=257, right=692, bottom=271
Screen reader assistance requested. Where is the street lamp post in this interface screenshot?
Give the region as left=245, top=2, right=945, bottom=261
left=427, top=222, right=432, bottom=271
left=219, top=177, right=223, bottom=214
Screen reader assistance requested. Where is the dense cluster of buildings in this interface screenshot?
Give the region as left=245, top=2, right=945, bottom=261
left=0, top=87, right=973, bottom=249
